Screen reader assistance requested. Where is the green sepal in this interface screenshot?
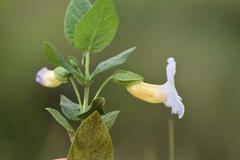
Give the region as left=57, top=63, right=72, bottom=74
left=68, top=56, right=81, bottom=68
left=78, top=97, right=105, bottom=120
left=64, top=0, right=92, bottom=43
left=113, top=70, right=144, bottom=87
left=43, top=42, right=86, bottom=85
left=67, top=111, right=114, bottom=160
left=54, top=67, right=71, bottom=81
left=73, top=0, right=119, bottom=53
left=102, top=111, right=120, bottom=130
left=91, top=47, right=136, bottom=79
left=46, top=108, right=75, bottom=142
left=60, top=95, right=81, bottom=121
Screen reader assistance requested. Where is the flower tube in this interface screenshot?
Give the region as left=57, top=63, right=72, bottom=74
left=127, top=57, right=185, bottom=119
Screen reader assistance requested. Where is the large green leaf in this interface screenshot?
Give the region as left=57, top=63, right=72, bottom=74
left=102, top=111, right=120, bottom=130
left=113, top=70, right=144, bottom=87
left=73, top=0, right=119, bottom=53
left=64, top=0, right=92, bottom=43
left=91, top=47, right=136, bottom=79
left=60, top=95, right=80, bottom=121
left=46, top=108, right=75, bottom=141
left=43, top=42, right=86, bottom=85
left=68, top=111, right=114, bottom=160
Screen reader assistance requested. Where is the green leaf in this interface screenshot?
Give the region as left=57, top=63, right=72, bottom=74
left=90, top=97, right=105, bottom=115
left=91, top=47, right=136, bottom=79
left=78, top=97, right=105, bottom=120
left=60, top=95, right=80, bottom=121
left=43, top=42, right=86, bottom=85
left=64, top=0, right=92, bottom=43
left=73, top=0, right=119, bottom=53
left=113, top=70, right=144, bottom=87
left=102, top=111, right=120, bottom=130
left=46, top=108, right=75, bottom=141
left=68, top=111, right=114, bottom=160
left=44, top=42, right=64, bottom=65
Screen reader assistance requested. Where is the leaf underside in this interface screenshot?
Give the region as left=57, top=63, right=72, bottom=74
left=67, top=111, right=114, bottom=160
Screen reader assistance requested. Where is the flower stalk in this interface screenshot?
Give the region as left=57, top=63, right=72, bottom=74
left=69, top=77, right=82, bottom=112
left=93, top=75, right=114, bottom=101
left=168, top=118, right=175, bottom=160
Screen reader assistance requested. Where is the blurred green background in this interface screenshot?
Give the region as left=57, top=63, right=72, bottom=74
left=0, top=0, right=240, bottom=159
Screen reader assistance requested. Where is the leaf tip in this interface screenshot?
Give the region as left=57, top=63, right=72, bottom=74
left=45, top=107, right=52, bottom=112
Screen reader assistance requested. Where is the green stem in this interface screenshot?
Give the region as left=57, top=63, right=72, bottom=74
left=70, top=77, right=82, bottom=112
left=85, top=51, right=90, bottom=80
left=169, top=118, right=175, bottom=160
left=83, top=87, right=90, bottom=112
left=83, top=51, right=91, bottom=112
left=93, top=76, right=114, bottom=101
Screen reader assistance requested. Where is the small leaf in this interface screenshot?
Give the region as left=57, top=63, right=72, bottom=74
left=73, top=0, right=119, bottom=53
left=44, top=42, right=64, bottom=65
left=60, top=95, right=80, bottom=121
left=43, top=42, right=86, bottom=85
left=78, top=97, right=105, bottom=120
left=62, top=63, right=86, bottom=85
left=102, top=111, right=120, bottom=130
left=113, top=70, right=144, bottom=87
left=67, top=111, right=114, bottom=160
left=46, top=108, right=75, bottom=141
left=91, top=97, right=105, bottom=115
left=64, top=0, right=92, bottom=43
left=91, top=47, right=136, bottom=79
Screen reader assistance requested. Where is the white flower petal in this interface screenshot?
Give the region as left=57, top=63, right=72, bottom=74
left=163, top=57, right=185, bottom=119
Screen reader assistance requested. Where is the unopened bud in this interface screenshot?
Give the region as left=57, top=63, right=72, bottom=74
left=68, top=56, right=80, bottom=68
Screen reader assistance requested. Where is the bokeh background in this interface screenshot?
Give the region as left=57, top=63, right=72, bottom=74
left=0, top=0, right=240, bottom=159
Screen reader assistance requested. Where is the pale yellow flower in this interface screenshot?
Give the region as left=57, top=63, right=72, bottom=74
left=35, top=67, right=63, bottom=88
left=127, top=57, right=185, bottom=119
